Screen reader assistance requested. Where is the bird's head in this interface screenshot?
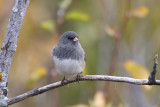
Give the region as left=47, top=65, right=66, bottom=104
left=58, top=31, right=79, bottom=46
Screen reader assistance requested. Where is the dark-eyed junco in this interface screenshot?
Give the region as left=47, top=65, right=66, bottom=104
left=52, top=31, right=85, bottom=84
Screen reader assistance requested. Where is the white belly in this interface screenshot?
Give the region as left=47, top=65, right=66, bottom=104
left=53, top=56, right=85, bottom=75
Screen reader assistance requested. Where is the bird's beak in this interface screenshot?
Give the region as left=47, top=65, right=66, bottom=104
left=73, top=37, right=78, bottom=42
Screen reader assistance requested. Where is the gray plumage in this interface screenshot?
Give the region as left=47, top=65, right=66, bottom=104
left=52, top=31, right=85, bottom=60
left=52, top=31, right=85, bottom=76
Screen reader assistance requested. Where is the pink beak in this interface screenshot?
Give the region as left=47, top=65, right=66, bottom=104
left=73, top=37, right=78, bottom=42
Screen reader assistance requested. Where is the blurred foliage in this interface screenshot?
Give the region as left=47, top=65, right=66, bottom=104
left=69, top=91, right=124, bottom=107
left=124, top=60, right=149, bottom=79
left=104, top=25, right=118, bottom=37
left=131, top=6, right=149, bottom=18
left=40, top=20, right=56, bottom=32
left=27, top=67, right=47, bottom=85
left=59, top=0, right=72, bottom=11
left=124, top=60, right=152, bottom=90
left=89, top=91, right=106, bottom=107
left=0, top=0, right=160, bottom=107
left=65, top=11, right=90, bottom=22
left=82, top=66, right=88, bottom=75
left=0, top=73, right=2, bottom=81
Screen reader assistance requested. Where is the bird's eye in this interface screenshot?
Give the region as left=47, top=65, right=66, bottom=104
left=68, top=37, right=74, bottom=40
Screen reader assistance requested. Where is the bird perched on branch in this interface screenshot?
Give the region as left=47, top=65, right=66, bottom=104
left=52, top=31, right=85, bottom=85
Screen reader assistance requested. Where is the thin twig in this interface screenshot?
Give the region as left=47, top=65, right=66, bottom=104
left=7, top=75, right=160, bottom=105
left=148, top=54, right=158, bottom=84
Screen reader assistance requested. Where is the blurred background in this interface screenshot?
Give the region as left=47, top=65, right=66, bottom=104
left=0, top=0, right=160, bottom=107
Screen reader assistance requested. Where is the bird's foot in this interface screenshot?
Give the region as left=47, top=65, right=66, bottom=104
left=76, top=73, right=81, bottom=83
left=61, top=76, right=66, bottom=85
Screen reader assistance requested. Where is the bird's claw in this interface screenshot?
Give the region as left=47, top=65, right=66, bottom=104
left=61, top=76, right=65, bottom=85
left=76, top=73, right=81, bottom=83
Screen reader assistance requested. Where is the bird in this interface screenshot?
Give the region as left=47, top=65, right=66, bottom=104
left=52, top=31, right=85, bottom=85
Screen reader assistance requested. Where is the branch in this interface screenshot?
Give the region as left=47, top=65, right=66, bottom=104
left=7, top=75, right=160, bottom=105
left=0, top=0, right=30, bottom=106
left=148, top=54, right=158, bottom=84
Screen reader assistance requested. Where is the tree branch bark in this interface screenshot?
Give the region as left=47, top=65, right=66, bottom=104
left=0, top=0, right=30, bottom=106
left=7, top=75, right=160, bottom=105
left=148, top=54, right=158, bottom=84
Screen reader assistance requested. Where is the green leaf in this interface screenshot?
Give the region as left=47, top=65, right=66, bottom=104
left=65, top=11, right=90, bottom=22
left=40, top=20, right=55, bottom=32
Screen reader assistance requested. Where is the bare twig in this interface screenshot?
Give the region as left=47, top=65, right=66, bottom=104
left=0, top=0, right=30, bottom=106
left=7, top=75, right=160, bottom=105
left=148, top=54, right=158, bottom=84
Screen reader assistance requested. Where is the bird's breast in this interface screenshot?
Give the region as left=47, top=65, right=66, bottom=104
left=53, top=56, right=85, bottom=75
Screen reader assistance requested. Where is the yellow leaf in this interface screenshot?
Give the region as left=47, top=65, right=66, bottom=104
left=131, top=6, right=149, bottom=18
left=66, top=104, right=89, bottom=107
left=104, top=25, right=117, bottom=37
left=0, top=73, right=2, bottom=81
left=93, top=91, right=106, bottom=107
left=65, top=11, right=90, bottom=22
left=124, top=60, right=151, bottom=90
left=27, top=67, right=47, bottom=85
left=40, top=20, right=55, bottom=32
left=124, top=60, right=149, bottom=79
left=82, top=66, right=88, bottom=75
